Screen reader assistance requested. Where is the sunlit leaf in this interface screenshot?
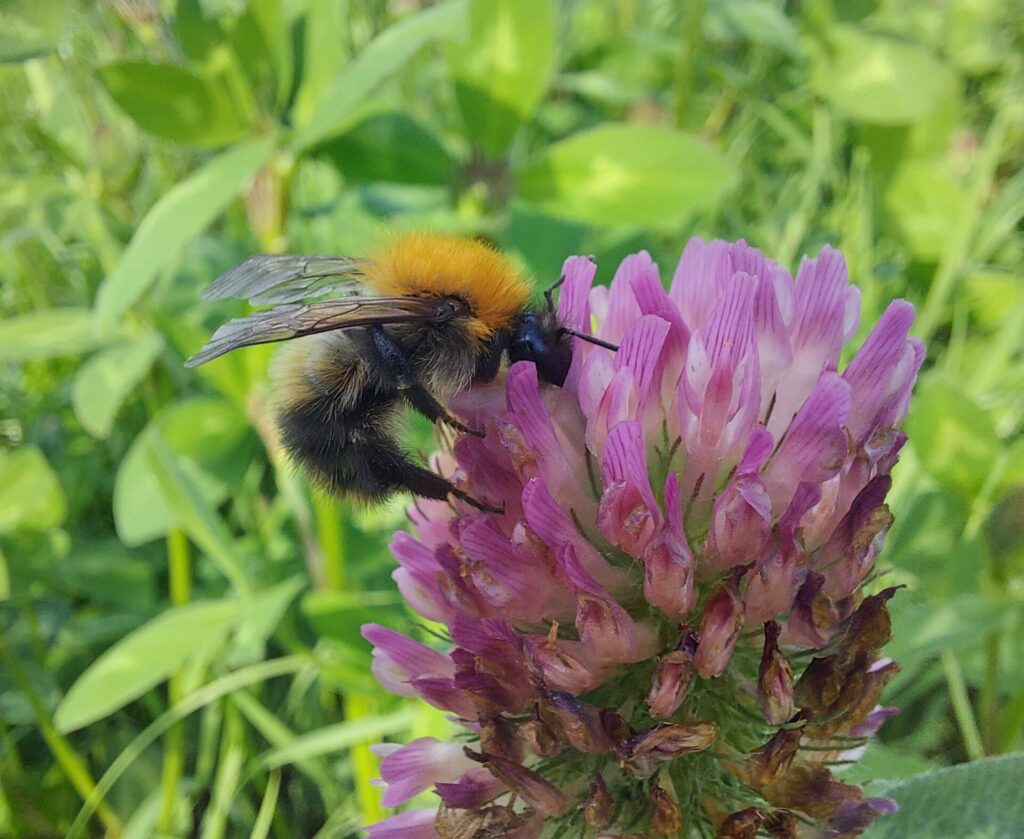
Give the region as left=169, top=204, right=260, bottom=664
left=0, top=446, right=66, bottom=533
left=291, top=0, right=466, bottom=151
left=72, top=332, right=163, bottom=438
left=0, top=0, right=66, bottom=62
left=98, top=61, right=254, bottom=146
left=0, top=308, right=104, bottom=362
left=55, top=599, right=239, bottom=733
left=113, top=397, right=251, bottom=546
left=864, top=754, right=1024, bottom=838
left=884, top=161, right=967, bottom=261
left=94, top=134, right=277, bottom=331
left=517, top=123, right=732, bottom=226
left=812, top=25, right=958, bottom=124
left=905, top=377, right=1001, bottom=502
left=448, top=0, right=557, bottom=157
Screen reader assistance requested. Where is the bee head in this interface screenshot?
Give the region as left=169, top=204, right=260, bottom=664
left=509, top=309, right=573, bottom=386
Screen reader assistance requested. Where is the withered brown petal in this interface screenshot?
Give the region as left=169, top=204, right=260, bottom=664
left=761, top=764, right=864, bottom=819
left=650, top=784, right=684, bottom=837
left=585, top=774, right=615, bottom=828
left=715, top=807, right=765, bottom=839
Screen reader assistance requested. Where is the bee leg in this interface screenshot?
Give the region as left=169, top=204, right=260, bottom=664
left=390, top=455, right=504, bottom=514
left=543, top=273, right=566, bottom=312
left=401, top=384, right=486, bottom=439
left=370, top=326, right=485, bottom=437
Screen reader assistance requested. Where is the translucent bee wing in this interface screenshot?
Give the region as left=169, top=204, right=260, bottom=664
left=185, top=296, right=454, bottom=367
left=200, top=255, right=369, bottom=305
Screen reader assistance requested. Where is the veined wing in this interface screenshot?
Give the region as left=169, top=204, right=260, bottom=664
left=200, top=254, right=369, bottom=305
left=186, top=296, right=455, bottom=367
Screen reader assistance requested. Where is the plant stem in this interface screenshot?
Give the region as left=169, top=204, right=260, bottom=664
left=0, top=645, right=123, bottom=835
left=980, top=630, right=1001, bottom=755
left=313, top=493, right=346, bottom=591
left=346, top=693, right=385, bottom=827
left=673, top=0, right=706, bottom=128
left=158, top=528, right=192, bottom=833
left=941, top=650, right=985, bottom=761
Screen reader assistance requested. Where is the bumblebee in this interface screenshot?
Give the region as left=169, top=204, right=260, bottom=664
left=186, top=233, right=613, bottom=511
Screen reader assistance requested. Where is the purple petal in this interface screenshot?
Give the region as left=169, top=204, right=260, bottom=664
left=669, top=236, right=731, bottom=332
left=598, top=421, right=660, bottom=557
left=365, top=808, right=438, bottom=839
left=377, top=737, right=475, bottom=806
left=556, top=255, right=596, bottom=332
left=459, top=517, right=559, bottom=619
left=842, top=300, right=918, bottom=445
left=642, top=473, right=696, bottom=620
left=616, top=315, right=672, bottom=408
left=389, top=532, right=451, bottom=623
left=601, top=252, right=649, bottom=342
left=763, top=372, right=851, bottom=514
left=767, top=246, right=859, bottom=439
left=522, top=478, right=626, bottom=594
left=361, top=624, right=454, bottom=697
left=434, top=767, right=506, bottom=809
left=561, top=544, right=658, bottom=664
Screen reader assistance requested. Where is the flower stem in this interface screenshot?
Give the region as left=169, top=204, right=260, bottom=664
left=158, top=528, right=191, bottom=833
left=941, top=650, right=985, bottom=761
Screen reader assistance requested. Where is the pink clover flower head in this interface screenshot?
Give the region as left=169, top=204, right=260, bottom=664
left=363, top=237, right=921, bottom=837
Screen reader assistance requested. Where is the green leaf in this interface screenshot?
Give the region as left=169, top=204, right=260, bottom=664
left=0, top=446, right=66, bottom=534
left=517, top=123, right=732, bottom=227
left=232, top=0, right=294, bottom=112
left=319, top=112, right=454, bottom=185
left=905, top=377, right=1001, bottom=502
left=229, top=576, right=305, bottom=665
left=98, top=61, right=254, bottom=146
left=256, top=707, right=418, bottom=769
left=55, top=599, right=240, bottom=733
left=301, top=589, right=401, bottom=642
left=113, top=397, right=250, bottom=546
left=448, top=0, right=557, bottom=157
left=72, top=332, right=163, bottom=439
left=94, top=134, right=277, bottom=331
left=291, top=0, right=466, bottom=151
left=884, top=161, right=967, bottom=261
left=864, top=754, right=1024, bottom=838
left=812, top=25, right=958, bottom=125
left=0, top=308, right=104, bottom=362
left=706, top=0, right=804, bottom=58
left=147, top=435, right=251, bottom=594
left=0, top=0, right=66, bottom=62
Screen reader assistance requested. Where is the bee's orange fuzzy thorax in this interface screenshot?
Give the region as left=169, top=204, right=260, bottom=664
left=365, top=233, right=531, bottom=340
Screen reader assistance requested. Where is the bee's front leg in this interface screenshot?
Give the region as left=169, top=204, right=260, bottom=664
left=369, top=326, right=485, bottom=438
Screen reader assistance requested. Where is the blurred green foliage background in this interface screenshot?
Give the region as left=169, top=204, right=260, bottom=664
left=1, top=0, right=1023, bottom=836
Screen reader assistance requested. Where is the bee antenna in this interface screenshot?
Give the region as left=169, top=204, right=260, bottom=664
left=560, top=328, right=618, bottom=352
